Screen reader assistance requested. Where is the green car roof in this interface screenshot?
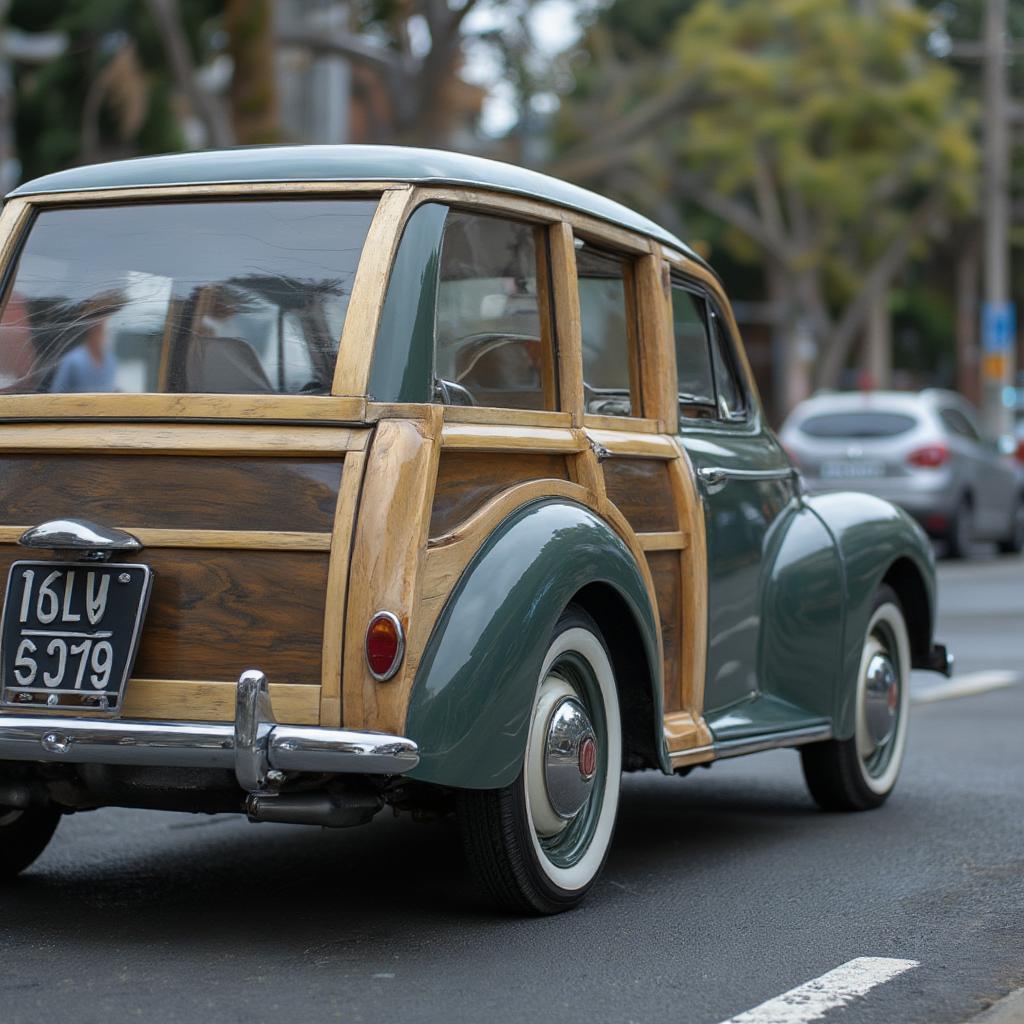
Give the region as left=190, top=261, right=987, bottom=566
left=8, top=144, right=700, bottom=261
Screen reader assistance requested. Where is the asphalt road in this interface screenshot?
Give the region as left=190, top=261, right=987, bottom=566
left=2, top=552, right=1022, bottom=1024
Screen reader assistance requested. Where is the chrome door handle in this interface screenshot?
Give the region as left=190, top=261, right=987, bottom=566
left=18, top=518, right=143, bottom=561
left=698, top=467, right=729, bottom=494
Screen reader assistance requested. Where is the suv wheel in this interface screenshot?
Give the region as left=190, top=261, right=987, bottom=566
left=945, top=496, right=974, bottom=559
left=997, top=498, right=1024, bottom=555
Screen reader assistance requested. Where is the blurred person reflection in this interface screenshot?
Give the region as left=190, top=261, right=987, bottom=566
left=49, top=291, right=124, bottom=393
left=0, top=293, right=36, bottom=388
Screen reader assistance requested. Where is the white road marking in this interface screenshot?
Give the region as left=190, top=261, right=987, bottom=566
left=912, top=670, right=1024, bottom=705
left=717, top=957, right=919, bottom=1024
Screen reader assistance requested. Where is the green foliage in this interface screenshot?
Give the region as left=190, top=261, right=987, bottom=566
left=8, top=0, right=222, bottom=183
left=552, top=0, right=979, bottom=385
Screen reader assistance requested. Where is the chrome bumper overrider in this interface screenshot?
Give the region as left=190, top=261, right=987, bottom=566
left=0, top=670, right=419, bottom=790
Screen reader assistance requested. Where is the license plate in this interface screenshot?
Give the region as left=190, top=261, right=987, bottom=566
left=820, top=460, right=886, bottom=479
left=0, top=561, right=152, bottom=713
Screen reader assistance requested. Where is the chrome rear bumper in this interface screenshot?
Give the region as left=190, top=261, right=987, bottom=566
left=0, top=670, right=419, bottom=789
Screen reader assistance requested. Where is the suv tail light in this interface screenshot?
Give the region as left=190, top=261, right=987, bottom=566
left=365, top=612, right=405, bottom=681
left=907, top=444, right=950, bottom=468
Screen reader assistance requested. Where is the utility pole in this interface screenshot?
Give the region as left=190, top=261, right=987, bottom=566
left=980, top=0, right=1014, bottom=438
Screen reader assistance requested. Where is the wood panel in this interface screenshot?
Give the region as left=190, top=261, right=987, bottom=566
left=343, top=413, right=441, bottom=732
left=0, top=393, right=368, bottom=424
left=602, top=458, right=678, bottom=533
left=0, top=423, right=366, bottom=454
left=0, top=547, right=329, bottom=686
left=646, top=549, right=683, bottom=714
left=430, top=451, right=570, bottom=537
left=121, top=679, right=321, bottom=725
left=0, top=455, right=343, bottom=532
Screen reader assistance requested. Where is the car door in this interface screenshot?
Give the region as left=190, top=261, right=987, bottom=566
left=940, top=403, right=1016, bottom=538
left=671, top=280, right=798, bottom=714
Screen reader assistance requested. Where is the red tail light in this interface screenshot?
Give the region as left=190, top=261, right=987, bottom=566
left=365, top=612, right=404, bottom=681
left=1016, top=439, right=1024, bottom=465
left=907, top=444, right=950, bottom=468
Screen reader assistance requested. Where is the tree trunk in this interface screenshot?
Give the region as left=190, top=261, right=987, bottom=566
left=146, top=0, right=234, bottom=148
left=863, top=291, right=891, bottom=389
left=226, top=0, right=279, bottom=145
left=955, top=229, right=981, bottom=405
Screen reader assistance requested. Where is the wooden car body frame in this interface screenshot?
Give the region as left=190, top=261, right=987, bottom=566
left=0, top=154, right=943, bottom=801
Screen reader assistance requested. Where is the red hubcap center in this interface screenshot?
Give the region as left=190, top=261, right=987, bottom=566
left=578, top=736, right=597, bottom=779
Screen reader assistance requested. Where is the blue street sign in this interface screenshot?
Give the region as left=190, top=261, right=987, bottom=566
left=981, top=301, right=1016, bottom=353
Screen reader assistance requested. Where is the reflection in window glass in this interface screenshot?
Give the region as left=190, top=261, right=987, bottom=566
left=0, top=199, right=377, bottom=395
left=577, top=243, right=634, bottom=417
left=709, top=309, right=745, bottom=418
left=435, top=211, right=553, bottom=410
left=671, top=284, right=715, bottom=412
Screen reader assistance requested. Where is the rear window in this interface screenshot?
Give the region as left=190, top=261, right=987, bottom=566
left=0, top=198, right=378, bottom=395
left=799, top=411, right=918, bottom=438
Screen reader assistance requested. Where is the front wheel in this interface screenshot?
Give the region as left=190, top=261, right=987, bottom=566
left=458, top=606, right=622, bottom=914
left=801, top=584, right=911, bottom=811
left=0, top=806, right=61, bottom=878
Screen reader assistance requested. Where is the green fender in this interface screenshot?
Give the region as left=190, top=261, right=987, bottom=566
left=404, top=499, right=666, bottom=789
left=804, top=492, right=937, bottom=740
left=756, top=502, right=845, bottom=723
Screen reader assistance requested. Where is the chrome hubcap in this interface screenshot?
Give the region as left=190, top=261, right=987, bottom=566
left=862, top=652, right=899, bottom=755
left=543, top=697, right=598, bottom=820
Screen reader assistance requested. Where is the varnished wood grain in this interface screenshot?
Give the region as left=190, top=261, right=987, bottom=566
left=0, top=526, right=331, bottom=551
left=0, top=423, right=367, bottom=454
left=430, top=451, right=570, bottom=537
left=333, top=186, right=418, bottom=397
left=320, top=451, right=367, bottom=725
left=0, top=455, right=343, bottom=532
left=549, top=221, right=585, bottom=426
left=0, top=393, right=368, bottom=424
left=602, top=458, right=678, bottom=533
left=646, top=549, right=683, bottom=713
left=441, top=422, right=583, bottom=453
left=343, top=412, right=441, bottom=732
left=121, top=679, right=321, bottom=725
left=0, top=547, right=329, bottom=687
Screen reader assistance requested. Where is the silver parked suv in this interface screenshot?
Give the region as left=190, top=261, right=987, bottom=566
left=781, top=389, right=1024, bottom=558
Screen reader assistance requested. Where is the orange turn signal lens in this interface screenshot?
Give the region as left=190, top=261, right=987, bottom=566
left=365, top=611, right=404, bottom=681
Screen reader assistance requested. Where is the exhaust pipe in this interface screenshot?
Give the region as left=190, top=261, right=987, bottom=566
left=246, top=788, right=382, bottom=828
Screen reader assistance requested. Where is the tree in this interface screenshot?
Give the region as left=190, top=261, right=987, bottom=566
left=8, top=0, right=223, bottom=181
left=551, top=0, right=978, bottom=390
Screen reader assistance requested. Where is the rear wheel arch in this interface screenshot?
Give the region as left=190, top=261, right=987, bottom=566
left=570, top=582, right=660, bottom=772
left=403, top=499, right=666, bottom=789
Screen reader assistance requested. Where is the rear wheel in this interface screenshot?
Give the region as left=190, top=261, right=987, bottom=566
left=801, top=585, right=910, bottom=811
left=457, top=606, right=622, bottom=914
left=997, top=498, right=1024, bottom=555
left=0, top=807, right=60, bottom=878
left=945, top=496, right=974, bottom=559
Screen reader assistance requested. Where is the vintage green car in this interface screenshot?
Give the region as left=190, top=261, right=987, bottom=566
left=0, top=146, right=950, bottom=913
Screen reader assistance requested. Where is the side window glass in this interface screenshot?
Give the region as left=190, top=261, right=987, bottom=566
left=708, top=307, right=746, bottom=420
left=576, top=241, right=637, bottom=417
left=434, top=210, right=555, bottom=411
left=940, top=408, right=979, bottom=442
left=670, top=283, right=716, bottom=418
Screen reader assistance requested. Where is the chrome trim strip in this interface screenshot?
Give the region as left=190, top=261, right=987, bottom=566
left=707, top=467, right=796, bottom=482
left=0, top=671, right=419, bottom=780
left=711, top=723, right=833, bottom=760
